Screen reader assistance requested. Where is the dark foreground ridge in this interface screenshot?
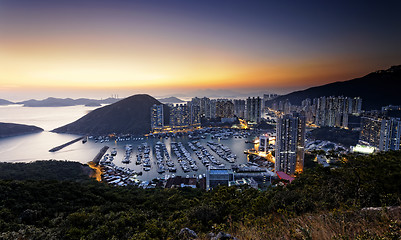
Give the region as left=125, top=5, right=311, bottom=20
left=268, top=65, right=401, bottom=110
left=0, top=151, right=400, bottom=239
left=0, top=122, right=43, bottom=138
left=52, top=94, right=169, bottom=135
left=0, top=160, right=93, bottom=181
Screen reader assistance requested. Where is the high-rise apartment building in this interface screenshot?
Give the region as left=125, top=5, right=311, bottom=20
left=216, top=99, right=234, bottom=118
left=360, top=116, right=401, bottom=151
left=380, top=118, right=401, bottom=151
left=151, top=104, right=164, bottom=131
left=359, top=116, right=382, bottom=148
left=275, top=113, right=306, bottom=175
left=169, top=104, right=189, bottom=129
left=233, top=99, right=245, bottom=118
left=200, top=97, right=210, bottom=118
left=188, top=101, right=201, bottom=127
left=210, top=99, right=217, bottom=119
left=245, top=97, right=262, bottom=123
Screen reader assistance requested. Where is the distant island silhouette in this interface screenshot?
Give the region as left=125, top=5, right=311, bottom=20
left=0, top=122, right=43, bottom=138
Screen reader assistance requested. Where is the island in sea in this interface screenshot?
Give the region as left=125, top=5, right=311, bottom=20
left=0, top=99, right=14, bottom=105
left=16, top=97, right=120, bottom=107
left=157, top=96, right=185, bottom=103
left=0, top=122, right=43, bottom=138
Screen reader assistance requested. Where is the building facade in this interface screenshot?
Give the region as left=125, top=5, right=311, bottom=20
left=216, top=99, right=234, bottom=118
left=360, top=116, right=401, bottom=151
left=234, top=99, right=246, bottom=119
left=245, top=97, right=262, bottom=123
left=275, top=113, right=306, bottom=175
left=151, top=104, right=164, bottom=131
left=169, top=104, right=189, bottom=129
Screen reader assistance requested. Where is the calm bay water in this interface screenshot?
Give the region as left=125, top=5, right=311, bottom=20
left=0, top=105, right=255, bottom=181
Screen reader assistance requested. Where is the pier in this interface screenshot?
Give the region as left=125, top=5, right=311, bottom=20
left=92, top=146, right=109, bottom=165
left=49, top=137, right=84, bottom=152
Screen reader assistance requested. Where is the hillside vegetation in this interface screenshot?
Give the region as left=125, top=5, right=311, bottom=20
left=308, top=126, right=360, bottom=147
left=0, top=160, right=93, bottom=181
left=1, top=151, right=401, bottom=239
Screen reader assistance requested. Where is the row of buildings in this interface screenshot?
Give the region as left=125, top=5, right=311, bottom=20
left=272, top=96, right=362, bottom=129
left=151, top=96, right=264, bottom=131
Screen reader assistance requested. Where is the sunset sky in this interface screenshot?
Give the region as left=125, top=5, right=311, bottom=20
left=1, top=0, right=401, bottom=100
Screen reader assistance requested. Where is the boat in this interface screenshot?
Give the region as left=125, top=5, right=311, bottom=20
left=168, top=167, right=177, bottom=172
left=157, top=166, right=165, bottom=174
left=111, top=148, right=117, bottom=156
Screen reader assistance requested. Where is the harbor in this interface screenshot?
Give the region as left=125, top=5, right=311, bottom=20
left=86, top=128, right=274, bottom=187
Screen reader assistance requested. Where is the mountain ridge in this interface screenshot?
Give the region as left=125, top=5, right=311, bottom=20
left=0, top=99, right=14, bottom=105
left=267, top=65, right=401, bottom=110
left=17, top=97, right=119, bottom=107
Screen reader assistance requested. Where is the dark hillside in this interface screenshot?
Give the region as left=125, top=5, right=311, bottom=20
left=52, top=94, right=167, bottom=135
left=0, top=99, right=14, bottom=105
left=0, top=122, right=43, bottom=138
left=268, top=65, right=401, bottom=110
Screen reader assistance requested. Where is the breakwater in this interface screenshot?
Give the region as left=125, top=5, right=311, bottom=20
left=92, top=146, right=109, bottom=165
left=49, top=137, right=84, bottom=152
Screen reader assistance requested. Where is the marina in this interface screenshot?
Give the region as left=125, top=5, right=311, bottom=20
left=88, top=128, right=268, bottom=185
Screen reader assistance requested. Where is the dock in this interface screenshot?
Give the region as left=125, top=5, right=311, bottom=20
left=92, top=146, right=109, bottom=165
left=49, top=137, right=85, bottom=152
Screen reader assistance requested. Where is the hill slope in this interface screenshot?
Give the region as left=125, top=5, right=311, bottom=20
left=0, top=99, right=14, bottom=105
left=268, top=65, right=401, bottom=110
left=0, top=122, right=43, bottom=137
left=52, top=94, right=168, bottom=135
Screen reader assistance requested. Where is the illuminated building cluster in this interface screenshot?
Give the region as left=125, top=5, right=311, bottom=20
left=359, top=115, right=401, bottom=151
left=272, top=96, right=362, bottom=129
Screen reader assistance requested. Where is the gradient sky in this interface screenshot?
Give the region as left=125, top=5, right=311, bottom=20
left=1, top=0, right=401, bottom=100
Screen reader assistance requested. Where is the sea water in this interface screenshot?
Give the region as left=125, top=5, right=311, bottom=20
left=0, top=105, right=256, bottom=181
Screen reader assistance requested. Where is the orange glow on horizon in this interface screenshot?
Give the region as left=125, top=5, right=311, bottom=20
left=0, top=35, right=371, bottom=92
